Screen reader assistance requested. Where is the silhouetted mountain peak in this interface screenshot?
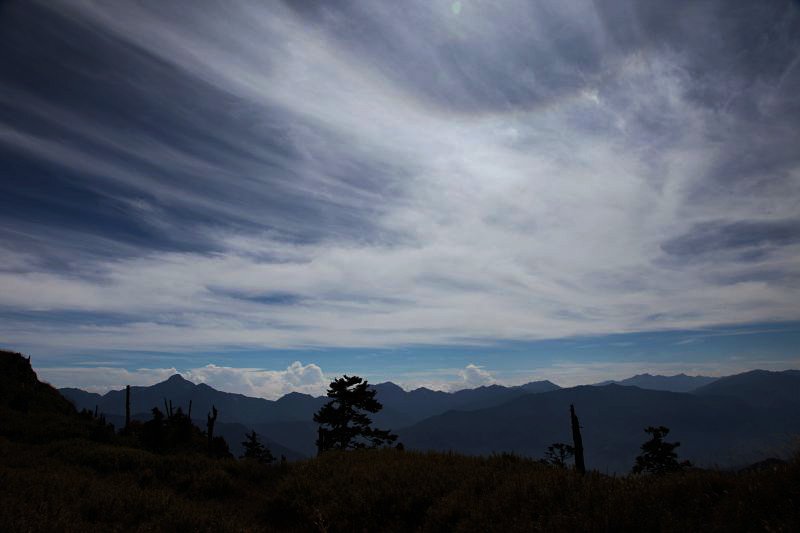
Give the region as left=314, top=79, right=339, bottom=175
left=145, top=374, right=197, bottom=395
left=278, top=391, right=316, bottom=401
left=374, top=381, right=405, bottom=392
left=517, top=380, right=561, bottom=392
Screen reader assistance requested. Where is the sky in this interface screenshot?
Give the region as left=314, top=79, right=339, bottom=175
left=1, top=0, right=799, bottom=398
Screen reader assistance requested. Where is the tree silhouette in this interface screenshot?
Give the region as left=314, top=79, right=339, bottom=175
left=165, top=406, right=194, bottom=447
left=140, top=407, right=166, bottom=450
left=241, top=430, right=275, bottom=463
left=543, top=442, right=574, bottom=468
left=632, top=426, right=692, bottom=475
left=209, top=435, right=232, bottom=458
left=125, top=398, right=232, bottom=456
left=313, top=375, right=398, bottom=452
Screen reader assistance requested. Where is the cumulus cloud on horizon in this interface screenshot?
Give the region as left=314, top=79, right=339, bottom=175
left=456, top=363, right=496, bottom=390
left=37, top=360, right=328, bottom=399
left=183, top=361, right=328, bottom=399
left=1, top=0, right=799, bottom=364
left=36, top=361, right=500, bottom=398
left=35, top=356, right=800, bottom=399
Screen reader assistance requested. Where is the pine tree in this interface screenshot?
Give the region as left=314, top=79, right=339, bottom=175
left=313, top=375, right=398, bottom=452
left=632, top=426, right=692, bottom=475
left=543, top=442, right=575, bottom=468
left=241, top=430, right=275, bottom=463
left=209, top=435, right=233, bottom=458
left=140, top=407, right=165, bottom=450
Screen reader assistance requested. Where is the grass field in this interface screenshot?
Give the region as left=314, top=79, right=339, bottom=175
left=2, top=436, right=798, bottom=532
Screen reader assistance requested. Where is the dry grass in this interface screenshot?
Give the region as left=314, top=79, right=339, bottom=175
left=1, top=437, right=797, bottom=532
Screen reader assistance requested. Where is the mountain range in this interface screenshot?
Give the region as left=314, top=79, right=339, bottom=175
left=594, top=373, right=717, bottom=392
left=59, top=370, right=800, bottom=471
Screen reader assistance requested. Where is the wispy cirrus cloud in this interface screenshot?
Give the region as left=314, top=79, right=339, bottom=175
left=0, top=0, right=799, bottom=369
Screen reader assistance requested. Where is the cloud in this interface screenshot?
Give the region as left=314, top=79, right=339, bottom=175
left=454, top=364, right=495, bottom=390
left=661, top=219, right=800, bottom=259
left=35, top=352, right=800, bottom=397
left=0, top=0, right=799, bottom=359
left=36, top=366, right=178, bottom=394
left=36, top=361, right=328, bottom=399
left=182, top=361, right=328, bottom=399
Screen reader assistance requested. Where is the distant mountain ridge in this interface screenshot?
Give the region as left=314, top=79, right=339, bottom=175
left=594, top=373, right=717, bottom=392
left=59, top=377, right=561, bottom=425
left=60, top=373, right=325, bottom=426
left=57, top=368, right=800, bottom=470
left=399, top=370, right=800, bottom=472
left=693, top=369, right=800, bottom=408
left=372, top=380, right=560, bottom=422
left=58, top=375, right=562, bottom=457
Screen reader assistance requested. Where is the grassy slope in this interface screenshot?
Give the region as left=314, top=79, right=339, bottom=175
left=1, top=440, right=798, bottom=532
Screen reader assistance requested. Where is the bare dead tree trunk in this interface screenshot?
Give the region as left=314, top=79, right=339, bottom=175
left=316, top=426, right=326, bottom=456
left=207, top=405, right=218, bottom=455
left=125, top=385, right=131, bottom=430
left=570, top=404, right=586, bottom=475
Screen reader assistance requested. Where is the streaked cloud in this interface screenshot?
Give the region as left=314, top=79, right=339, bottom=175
left=1, top=0, right=799, bottom=377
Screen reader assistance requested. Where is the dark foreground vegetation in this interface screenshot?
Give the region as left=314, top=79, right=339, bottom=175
left=2, top=350, right=798, bottom=532
left=2, top=439, right=798, bottom=532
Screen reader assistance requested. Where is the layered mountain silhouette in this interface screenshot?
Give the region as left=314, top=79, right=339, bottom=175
left=59, top=375, right=561, bottom=457
left=60, top=374, right=323, bottom=458
left=692, top=369, right=800, bottom=408
left=593, top=373, right=717, bottom=392
left=398, top=377, right=800, bottom=473
left=57, top=368, right=800, bottom=471
left=63, top=374, right=320, bottom=426
left=371, top=380, right=560, bottom=421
